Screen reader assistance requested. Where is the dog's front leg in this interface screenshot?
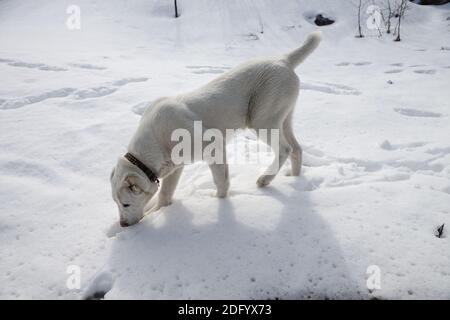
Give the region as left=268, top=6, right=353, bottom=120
left=148, top=166, right=184, bottom=213
left=209, top=163, right=230, bottom=198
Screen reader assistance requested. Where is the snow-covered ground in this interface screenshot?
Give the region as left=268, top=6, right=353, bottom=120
left=0, top=0, right=449, bottom=299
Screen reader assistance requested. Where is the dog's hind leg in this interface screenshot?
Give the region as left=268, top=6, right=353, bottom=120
left=283, top=110, right=302, bottom=176
left=256, top=126, right=292, bottom=187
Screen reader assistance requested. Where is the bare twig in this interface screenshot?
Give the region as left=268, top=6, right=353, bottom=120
left=174, top=0, right=179, bottom=18
left=385, top=0, right=393, bottom=34
left=356, top=0, right=365, bottom=38
left=394, top=0, right=408, bottom=41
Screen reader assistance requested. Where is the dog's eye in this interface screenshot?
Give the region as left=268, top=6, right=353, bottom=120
left=122, top=204, right=130, bottom=208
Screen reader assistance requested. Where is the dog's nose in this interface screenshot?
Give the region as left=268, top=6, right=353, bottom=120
left=120, top=221, right=129, bottom=227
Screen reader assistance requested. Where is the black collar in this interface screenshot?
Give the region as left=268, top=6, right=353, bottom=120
left=124, top=152, right=160, bottom=184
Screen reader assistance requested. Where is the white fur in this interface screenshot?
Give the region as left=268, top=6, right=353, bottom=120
left=111, top=32, right=321, bottom=226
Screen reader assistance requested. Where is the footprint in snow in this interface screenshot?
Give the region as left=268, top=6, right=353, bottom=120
left=384, top=69, right=403, bottom=74
left=186, top=65, right=231, bottom=75
left=192, top=69, right=225, bottom=74
left=0, top=77, right=149, bottom=109
left=111, top=77, right=148, bottom=86
left=131, top=101, right=152, bottom=116
left=394, top=108, right=442, bottom=118
left=425, top=146, right=450, bottom=156
left=335, top=62, right=350, bottom=66
left=0, top=88, right=76, bottom=110
left=353, top=61, right=372, bottom=66
left=301, top=81, right=361, bottom=96
left=68, top=63, right=107, bottom=70
left=0, top=58, right=67, bottom=71
left=72, top=86, right=117, bottom=100
left=335, top=61, right=371, bottom=67
left=414, top=69, right=437, bottom=75
left=243, top=33, right=260, bottom=41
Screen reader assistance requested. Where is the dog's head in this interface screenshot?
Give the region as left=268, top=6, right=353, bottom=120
left=110, top=157, right=159, bottom=227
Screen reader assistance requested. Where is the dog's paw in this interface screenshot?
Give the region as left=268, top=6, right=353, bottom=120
left=156, top=200, right=172, bottom=210
left=145, top=201, right=171, bottom=215
left=256, top=175, right=273, bottom=187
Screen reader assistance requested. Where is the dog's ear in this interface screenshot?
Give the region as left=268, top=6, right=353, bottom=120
left=124, top=173, right=150, bottom=194
left=158, top=160, right=176, bottom=178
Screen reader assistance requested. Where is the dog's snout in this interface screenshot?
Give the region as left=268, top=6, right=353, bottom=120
left=120, top=221, right=130, bottom=227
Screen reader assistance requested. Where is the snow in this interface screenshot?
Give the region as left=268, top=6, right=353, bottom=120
left=0, top=0, right=449, bottom=299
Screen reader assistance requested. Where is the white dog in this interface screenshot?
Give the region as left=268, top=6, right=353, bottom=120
left=111, top=32, right=321, bottom=226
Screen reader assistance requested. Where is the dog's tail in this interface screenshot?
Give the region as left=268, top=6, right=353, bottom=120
left=284, top=31, right=322, bottom=68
